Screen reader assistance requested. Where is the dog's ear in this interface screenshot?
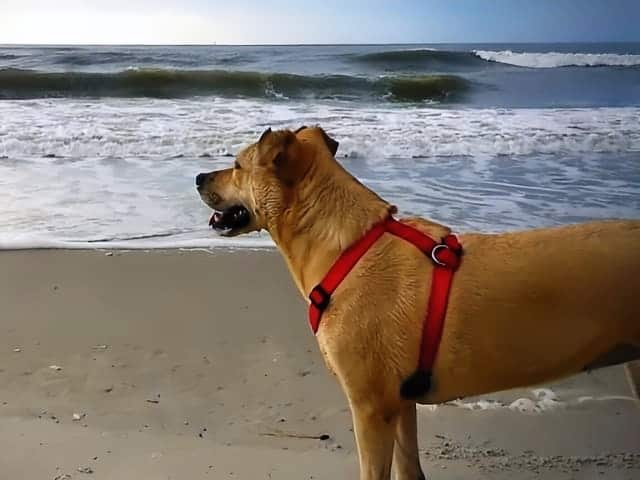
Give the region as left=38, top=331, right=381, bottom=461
left=258, top=127, right=272, bottom=143
left=293, top=125, right=338, bottom=157
left=257, top=129, right=305, bottom=185
left=317, top=127, right=339, bottom=156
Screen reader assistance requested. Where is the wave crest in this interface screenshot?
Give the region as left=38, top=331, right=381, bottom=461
left=474, top=50, right=640, bottom=68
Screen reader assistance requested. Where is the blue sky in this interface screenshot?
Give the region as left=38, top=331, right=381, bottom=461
left=1, top=0, right=638, bottom=44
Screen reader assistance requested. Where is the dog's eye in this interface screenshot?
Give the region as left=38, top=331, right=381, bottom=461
left=234, top=161, right=241, bottom=170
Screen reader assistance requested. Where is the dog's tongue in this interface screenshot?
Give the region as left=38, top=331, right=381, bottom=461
left=209, top=211, right=222, bottom=227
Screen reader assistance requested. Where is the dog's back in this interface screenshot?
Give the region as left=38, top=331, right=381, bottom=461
left=420, top=219, right=640, bottom=402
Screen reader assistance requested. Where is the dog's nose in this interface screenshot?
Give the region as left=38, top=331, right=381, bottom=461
left=195, top=173, right=208, bottom=187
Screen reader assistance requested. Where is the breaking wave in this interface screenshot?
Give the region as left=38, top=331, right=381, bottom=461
left=0, top=68, right=468, bottom=102
left=351, top=48, right=640, bottom=70
left=474, top=50, right=640, bottom=68
left=352, top=49, right=486, bottom=69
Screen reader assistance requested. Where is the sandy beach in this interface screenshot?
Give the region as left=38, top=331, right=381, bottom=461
left=1, top=249, right=639, bottom=479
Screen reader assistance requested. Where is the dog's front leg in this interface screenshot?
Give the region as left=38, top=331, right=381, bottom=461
left=393, top=403, right=426, bottom=480
left=351, top=402, right=396, bottom=480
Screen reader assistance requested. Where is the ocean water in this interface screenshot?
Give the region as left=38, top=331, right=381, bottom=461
left=1, top=43, right=639, bottom=249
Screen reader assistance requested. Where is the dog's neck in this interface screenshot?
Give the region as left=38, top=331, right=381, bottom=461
left=267, top=160, right=394, bottom=298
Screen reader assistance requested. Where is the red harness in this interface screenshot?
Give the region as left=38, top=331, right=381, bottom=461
left=308, top=216, right=462, bottom=397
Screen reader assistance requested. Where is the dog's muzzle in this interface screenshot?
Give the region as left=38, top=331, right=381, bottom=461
left=209, top=205, right=251, bottom=234
left=195, top=173, right=208, bottom=188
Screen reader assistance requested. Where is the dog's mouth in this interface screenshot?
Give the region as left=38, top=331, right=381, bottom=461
left=209, top=205, right=251, bottom=236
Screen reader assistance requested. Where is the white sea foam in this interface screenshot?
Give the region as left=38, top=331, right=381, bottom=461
left=1, top=98, right=638, bottom=249
left=423, top=388, right=635, bottom=414
left=0, top=234, right=274, bottom=251
left=444, top=395, right=559, bottom=414
left=1, top=99, right=638, bottom=160
left=474, top=50, right=640, bottom=68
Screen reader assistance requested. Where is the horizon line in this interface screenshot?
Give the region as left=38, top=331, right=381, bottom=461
left=2, top=40, right=639, bottom=48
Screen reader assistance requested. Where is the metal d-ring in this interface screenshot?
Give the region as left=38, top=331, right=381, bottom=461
left=430, top=244, right=449, bottom=266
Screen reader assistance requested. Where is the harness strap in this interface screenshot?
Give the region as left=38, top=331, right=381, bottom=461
left=308, top=216, right=462, bottom=381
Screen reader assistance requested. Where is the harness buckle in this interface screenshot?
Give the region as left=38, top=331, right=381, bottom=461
left=430, top=244, right=449, bottom=267
left=309, top=285, right=331, bottom=311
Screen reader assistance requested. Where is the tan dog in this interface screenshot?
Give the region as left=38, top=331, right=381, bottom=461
left=196, top=126, right=640, bottom=480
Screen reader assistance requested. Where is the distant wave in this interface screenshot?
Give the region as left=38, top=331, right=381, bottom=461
left=351, top=47, right=640, bottom=70
left=352, top=49, right=640, bottom=70
left=49, top=51, right=252, bottom=67
left=352, top=49, right=487, bottom=68
left=52, top=52, right=143, bottom=66
left=474, top=50, right=640, bottom=68
left=0, top=68, right=468, bottom=102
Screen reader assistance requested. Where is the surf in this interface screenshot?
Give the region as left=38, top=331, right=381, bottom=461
left=0, top=68, right=469, bottom=102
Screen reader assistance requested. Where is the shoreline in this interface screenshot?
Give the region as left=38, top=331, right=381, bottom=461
left=1, top=249, right=639, bottom=479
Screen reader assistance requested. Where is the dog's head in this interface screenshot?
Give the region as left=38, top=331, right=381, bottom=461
left=196, top=126, right=339, bottom=236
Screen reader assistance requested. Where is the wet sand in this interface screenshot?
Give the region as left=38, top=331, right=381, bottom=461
left=1, top=249, right=638, bottom=479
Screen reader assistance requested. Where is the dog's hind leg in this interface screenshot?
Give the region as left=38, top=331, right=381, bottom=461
left=392, top=403, right=426, bottom=480
left=626, top=361, right=640, bottom=399
left=351, top=402, right=396, bottom=480
left=625, top=336, right=640, bottom=400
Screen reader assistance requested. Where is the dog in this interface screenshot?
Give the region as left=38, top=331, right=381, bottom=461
left=196, top=126, right=640, bottom=480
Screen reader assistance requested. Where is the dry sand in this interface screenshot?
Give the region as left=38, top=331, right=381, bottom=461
left=1, top=249, right=638, bottom=479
